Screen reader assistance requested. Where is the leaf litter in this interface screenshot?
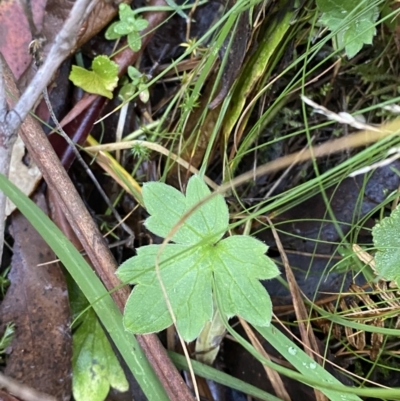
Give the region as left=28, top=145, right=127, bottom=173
left=0, top=193, right=71, bottom=400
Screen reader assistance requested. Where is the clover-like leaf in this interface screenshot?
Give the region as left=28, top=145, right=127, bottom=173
left=127, top=66, right=142, bottom=81
left=69, top=55, right=118, bottom=99
left=316, top=0, right=379, bottom=58
left=105, top=22, right=123, bottom=40
left=372, top=205, right=400, bottom=284
left=127, top=31, right=142, bottom=52
left=114, top=21, right=134, bottom=36
left=116, top=175, right=280, bottom=342
left=104, top=3, right=148, bottom=52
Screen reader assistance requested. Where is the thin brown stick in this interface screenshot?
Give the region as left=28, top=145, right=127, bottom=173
left=267, top=216, right=327, bottom=401
left=0, top=56, right=17, bottom=262
left=0, top=372, right=56, bottom=401
left=240, top=318, right=292, bottom=401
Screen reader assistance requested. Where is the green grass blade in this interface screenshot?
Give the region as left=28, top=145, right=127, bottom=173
left=169, top=351, right=282, bottom=401
left=214, top=290, right=369, bottom=400
left=255, top=325, right=362, bottom=401
left=0, top=173, right=169, bottom=401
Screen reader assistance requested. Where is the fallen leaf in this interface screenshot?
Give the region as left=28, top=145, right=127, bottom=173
left=6, top=136, right=41, bottom=216
left=0, top=192, right=72, bottom=400
left=2, top=53, right=42, bottom=216
left=0, top=0, right=46, bottom=80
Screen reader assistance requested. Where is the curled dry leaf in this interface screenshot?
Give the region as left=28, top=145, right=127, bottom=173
left=7, top=136, right=41, bottom=216
left=2, top=53, right=42, bottom=216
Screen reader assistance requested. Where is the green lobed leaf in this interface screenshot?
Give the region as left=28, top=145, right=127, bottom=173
left=73, top=309, right=129, bottom=401
left=117, top=176, right=280, bottom=342
left=128, top=66, right=141, bottom=80
left=316, top=0, right=379, bottom=58
left=139, top=87, right=150, bottom=103
left=69, top=55, right=118, bottom=99
left=372, top=205, right=400, bottom=283
left=118, top=244, right=213, bottom=341
left=213, top=236, right=279, bottom=326
left=143, top=176, right=229, bottom=245
left=134, top=18, right=149, bottom=32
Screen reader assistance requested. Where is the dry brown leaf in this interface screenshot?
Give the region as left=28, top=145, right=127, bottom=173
left=0, top=192, right=72, bottom=400
left=2, top=52, right=42, bottom=217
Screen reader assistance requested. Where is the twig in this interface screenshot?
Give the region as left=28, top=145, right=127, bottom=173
left=239, top=318, right=291, bottom=401
left=267, top=216, right=326, bottom=401
left=0, top=56, right=18, bottom=263
left=0, top=372, right=56, bottom=401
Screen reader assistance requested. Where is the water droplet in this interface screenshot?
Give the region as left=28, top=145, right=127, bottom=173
left=309, top=362, right=317, bottom=370
left=288, top=346, right=297, bottom=355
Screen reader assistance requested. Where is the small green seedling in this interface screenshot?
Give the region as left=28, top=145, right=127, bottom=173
left=117, top=175, right=280, bottom=342
left=0, top=322, right=14, bottom=362
left=70, top=4, right=149, bottom=99
left=0, top=266, right=10, bottom=298
left=69, top=55, right=119, bottom=99
left=372, top=204, right=400, bottom=287
left=119, top=66, right=149, bottom=103
left=316, top=0, right=379, bottom=58
left=105, top=3, right=149, bottom=52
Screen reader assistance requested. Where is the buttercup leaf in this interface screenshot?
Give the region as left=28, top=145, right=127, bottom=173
left=118, top=244, right=213, bottom=341
left=143, top=176, right=228, bottom=245
left=142, top=182, right=186, bottom=242
left=117, top=176, right=279, bottom=342
left=212, top=236, right=279, bottom=325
